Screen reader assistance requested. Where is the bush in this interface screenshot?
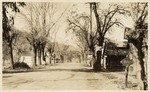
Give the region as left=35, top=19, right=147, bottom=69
left=14, top=62, right=31, bottom=69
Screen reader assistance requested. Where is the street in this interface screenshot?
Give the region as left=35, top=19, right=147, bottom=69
left=3, top=62, right=135, bottom=90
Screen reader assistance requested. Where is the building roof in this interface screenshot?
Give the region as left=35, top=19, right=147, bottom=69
left=104, top=42, right=129, bottom=56
left=105, top=49, right=128, bottom=56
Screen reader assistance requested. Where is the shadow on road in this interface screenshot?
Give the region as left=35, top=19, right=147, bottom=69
left=3, top=67, right=125, bottom=74
left=33, top=68, right=95, bottom=73
left=3, top=62, right=125, bottom=74
left=3, top=67, right=94, bottom=74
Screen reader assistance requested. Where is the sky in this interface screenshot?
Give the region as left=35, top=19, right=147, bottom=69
left=13, top=2, right=134, bottom=48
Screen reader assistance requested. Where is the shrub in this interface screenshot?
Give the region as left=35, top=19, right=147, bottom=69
left=14, top=62, right=30, bottom=69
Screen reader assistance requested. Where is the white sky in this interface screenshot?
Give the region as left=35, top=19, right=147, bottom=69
left=13, top=2, right=134, bottom=48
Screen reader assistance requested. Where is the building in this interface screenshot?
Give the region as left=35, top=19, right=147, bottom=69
left=102, top=41, right=129, bottom=71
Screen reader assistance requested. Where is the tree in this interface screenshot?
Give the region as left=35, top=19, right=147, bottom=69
left=26, top=32, right=38, bottom=66
left=121, top=54, right=133, bottom=88
left=67, top=10, right=97, bottom=64
left=13, top=31, right=31, bottom=62
left=22, top=3, right=56, bottom=66
left=58, top=44, right=70, bottom=62
left=2, top=2, right=26, bottom=69
left=22, top=3, right=68, bottom=66
left=46, top=40, right=56, bottom=64
left=91, top=2, right=128, bottom=71
left=126, top=2, right=148, bottom=90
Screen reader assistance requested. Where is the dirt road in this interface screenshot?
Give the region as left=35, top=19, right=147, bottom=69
left=2, top=62, right=135, bottom=90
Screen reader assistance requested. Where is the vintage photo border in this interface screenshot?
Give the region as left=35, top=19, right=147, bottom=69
left=0, top=0, right=149, bottom=92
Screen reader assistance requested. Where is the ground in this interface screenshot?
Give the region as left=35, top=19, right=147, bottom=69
left=2, top=62, right=137, bottom=90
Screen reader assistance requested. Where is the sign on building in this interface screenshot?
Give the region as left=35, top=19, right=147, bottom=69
left=124, top=27, right=134, bottom=39
left=124, top=27, right=147, bottom=39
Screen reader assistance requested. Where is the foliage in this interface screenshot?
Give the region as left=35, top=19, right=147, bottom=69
left=130, top=2, right=148, bottom=29
left=13, top=31, right=32, bottom=62
left=67, top=11, right=97, bottom=62
left=90, top=2, right=129, bottom=71
left=2, top=2, right=26, bottom=41
left=125, top=2, right=148, bottom=90
left=92, top=2, right=129, bottom=46
left=2, top=2, right=26, bottom=69
left=21, top=3, right=68, bottom=66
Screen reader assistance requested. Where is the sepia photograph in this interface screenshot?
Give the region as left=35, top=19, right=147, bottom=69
left=1, top=0, right=148, bottom=91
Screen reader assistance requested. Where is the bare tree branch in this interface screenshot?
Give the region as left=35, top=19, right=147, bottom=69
left=46, top=6, right=70, bottom=37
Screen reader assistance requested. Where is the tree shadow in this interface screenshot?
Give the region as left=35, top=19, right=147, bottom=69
left=3, top=65, right=125, bottom=74
left=33, top=68, right=95, bottom=73
left=2, top=69, right=33, bottom=74
left=2, top=75, right=12, bottom=78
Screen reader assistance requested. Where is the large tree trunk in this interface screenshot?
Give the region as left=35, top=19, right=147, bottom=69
left=41, top=43, right=46, bottom=62
left=137, top=47, right=146, bottom=90
left=129, top=40, right=147, bottom=90
left=38, top=47, right=42, bottom=65
left=136, top=43, right=146, bottom=90
left=49, top=54, right=52, bottom=64
left=93, top=51, right=101, bottom=71
left=92, top=3, right=103, bottom=71
left=53, top=54, right=56, bottom=64
left=9, top=42, right=14, bottom=69
left=42, top=47, right=45, bottom=61
left=33, top=45, right=37, bottom=67
left=91, top=51, right=95, bottom=68
left=60, top=55, right=64, bottom=63
left=93, top=39, right=103, bottom=71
